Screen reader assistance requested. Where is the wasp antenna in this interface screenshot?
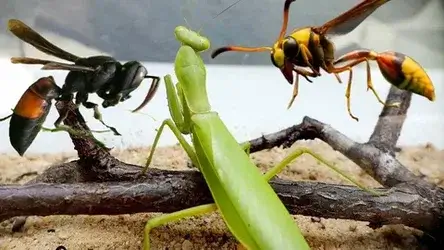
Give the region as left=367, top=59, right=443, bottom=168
left=277, top=0, right=297, bottom=43
left=211, top=46, right=272, bottom=59
left=132, top=76, right=160, bottom=113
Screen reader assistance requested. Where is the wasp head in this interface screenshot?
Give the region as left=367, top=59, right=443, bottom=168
left=271, top=37, right=298, bottom=84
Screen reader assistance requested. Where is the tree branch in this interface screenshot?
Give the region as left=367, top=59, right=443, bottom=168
left=0, top=179, right=439, bottom=233
left=369, top=86, right=412, bottom=150
left=2, top=87, right=443, bottom=246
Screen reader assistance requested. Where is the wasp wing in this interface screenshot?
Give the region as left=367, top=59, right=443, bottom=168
left=315, top=0, right=391, bottom=35
left=11, top=57, right=56, bottom=65
left=42, top=62, right=96, bottom=72
left=8, top=19, right=81, bottom=62
left=10, top=57, right=96, bottom=72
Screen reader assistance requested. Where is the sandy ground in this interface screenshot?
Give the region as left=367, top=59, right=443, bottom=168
left=0, top=140, right=443, bottom=250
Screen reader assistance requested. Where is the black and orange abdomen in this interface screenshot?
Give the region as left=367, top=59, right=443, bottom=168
left=9, top=76, right=61, bottom=156
left=376, top=52, right=435, bottom=101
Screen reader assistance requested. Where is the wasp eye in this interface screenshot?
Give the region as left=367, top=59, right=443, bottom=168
left=271, top=53, right=279, bottom=68
left=283, top=37, right=300, bottom=59
left=271, top=49, right=286, bottom=68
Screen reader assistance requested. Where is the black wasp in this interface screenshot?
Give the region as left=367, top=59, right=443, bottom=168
left=7, top=19, right=160, bottom=135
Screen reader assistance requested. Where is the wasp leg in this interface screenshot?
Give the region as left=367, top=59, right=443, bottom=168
left=344, top=67, right=359, bottom=121
left=41, top=126, right=110, bottom=149
left=287, top=73, right=300, bottom=110
left=334, top=73, right=342, bottom=84
left=42, top=126, right=109, bottom=134
left=52, top=92, right=77, bottom=129
left=42, top=112, right=111, bottom=150
left=82, top=101, right=121, bottom=136
left=319, top=57, right=342, bottom=83
left=363, top=58, right=400, bottom=108
left=299, top=44, right=321, bottom=76
left=318, top=54, right=342, bottom=83
left=40, top=92, right=112, bottom=149
left=314, top=59, right=360, bottom=120
left=53, top=108, right=70, bottom=128
left=74, top=91, right=121, bottom=136
left=51, top=111, right=103, bottom=135
left=310, top=36, right=342, bottom=84
left=287, top=66, right=318, bottom=109
left=330, top=55, right=400, bottom=108
left=287, top=73, right=308, bottom=110
left=294, top=67, right=316, bottom=83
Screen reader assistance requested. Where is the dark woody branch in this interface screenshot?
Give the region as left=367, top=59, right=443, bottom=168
left=3, top=86, right=443, bottom=245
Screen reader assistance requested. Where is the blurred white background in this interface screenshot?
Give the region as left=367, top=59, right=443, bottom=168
left=0, top=0, right=442, bottom=155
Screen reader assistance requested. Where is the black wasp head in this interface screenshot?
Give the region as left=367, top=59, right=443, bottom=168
left=118, top=61, right=148, bottom=99
left=101, top=61, right=148, bottom=108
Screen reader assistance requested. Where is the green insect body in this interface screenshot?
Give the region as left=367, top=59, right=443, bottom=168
left=142, top=26, right=380, bottom=250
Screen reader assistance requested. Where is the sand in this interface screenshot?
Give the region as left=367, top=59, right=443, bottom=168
left=0, top=140, right=443, bottom=250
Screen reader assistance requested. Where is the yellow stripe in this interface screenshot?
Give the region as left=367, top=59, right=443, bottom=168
left=289, top=27, right=311, bottom=48
left=400, top=57, right=431, bottom=94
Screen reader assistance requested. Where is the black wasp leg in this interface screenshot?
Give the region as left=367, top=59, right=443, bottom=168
left=41, top=111, right=111, bottom=151
left=39, top=91, right=113, bottom=150
left=82, top=101, right=121, bottom=136
left=49, top=105, right=82, bottom=135
left=54, top=109, right=69, bottom=127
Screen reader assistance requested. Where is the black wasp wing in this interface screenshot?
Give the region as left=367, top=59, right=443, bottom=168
left=11, top=57, right=96, bottom=72
left=8, top=19, right=81, bottom=62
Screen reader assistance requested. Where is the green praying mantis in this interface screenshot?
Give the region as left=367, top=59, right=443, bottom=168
left=140, top=25, right=381, bottom=250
